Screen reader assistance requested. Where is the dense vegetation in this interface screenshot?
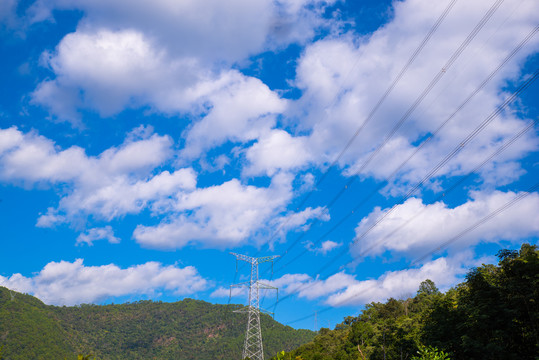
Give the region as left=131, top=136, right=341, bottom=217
left=0, top=290, right=314, bottom=359
left=0, top=243, right=536, bottom=359
left=273, top=243, right=538, bottom=360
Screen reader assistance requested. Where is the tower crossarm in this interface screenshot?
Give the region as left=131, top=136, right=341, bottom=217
left=230, top=252, right=256, bottom=264
left=257, top=255, right=279, bottom=264
left=230, top=253, right=279, bottom=265
left=230, top=281, right=250, bottom=288
left=257, top=282, right=277, bottom=290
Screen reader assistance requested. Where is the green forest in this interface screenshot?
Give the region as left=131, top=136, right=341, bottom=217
left=0, top=290, right=313, bottom=359
left=0, top=243, right=537, bottom=359
left=272, top=243, right=539, bottom=360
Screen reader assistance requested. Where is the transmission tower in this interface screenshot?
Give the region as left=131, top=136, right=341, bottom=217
left=230, top=253, right=278, bottom=360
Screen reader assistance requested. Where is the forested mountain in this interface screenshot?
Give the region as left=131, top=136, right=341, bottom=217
left=1, top=244, right=536, bottom=360
left=273, top=243, right=539, bottom=360
left=0, top=289, right=314, bottom=359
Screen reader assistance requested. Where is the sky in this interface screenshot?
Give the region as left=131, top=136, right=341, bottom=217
left=0, top=0, right=538, bottom=331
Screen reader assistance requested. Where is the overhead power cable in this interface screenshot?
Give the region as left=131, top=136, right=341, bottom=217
left=270, top=0, right=506, bottom=269
left=304, top=0, right=460, bottom=195
left=255, top=0, right=459, bottom=251
left=357, top=117, right=539, bottom=263
left=266, top=72, right=539, bottom=306
left=314, top=68, right=539, bottom=277
left=270, top=24, right=538, bottom=275
left=283, top=179, right=539, bottom=326
left=236, top=0, right=459, bottom=281
left=355, top=0, right=505, bottom=176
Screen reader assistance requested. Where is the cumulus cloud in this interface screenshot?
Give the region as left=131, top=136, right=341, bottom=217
left=1, top=126, right=324, bottom=249
left=210, top=286, right=246, bottom=299
left=28, top=0, right=336, bottom=124
left=257, top=253, right=479, bottom=306
left=28, top=0, right=539, bottom=186
left=352, top=190, right=539, bottom=259
left=180, top=72, right=287, bottom=160
left=305, top=240, right=341, bottom=255
left=29, top=0, right=335, bottom=62
left=244, top=129, right=314, bottom=177
left=76, top=226, right=120, bottom=246
left=31, top=27, right=288, bottom=161
left=326, top=255, right=470, bottom=306
left=269, top=206, right=330, bottom=243
left=32, top=29, right=203, bottom=118
left=0, top=259, right=208, bottom=305
left=290, top=0, right=539, bottom=189
left=0, top=126, right=191, bottom=224
left=0, top=125, right=172, bottom=186
left=133, top=173, right=295, bottom=249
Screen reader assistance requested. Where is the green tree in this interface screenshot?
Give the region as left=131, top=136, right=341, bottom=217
left=411, top=345, right=449, bottom=360
left=424, top=244, right=539, bottom=359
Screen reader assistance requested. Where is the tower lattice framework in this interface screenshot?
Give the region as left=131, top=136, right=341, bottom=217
left=230, top=253, right=278, bottom=360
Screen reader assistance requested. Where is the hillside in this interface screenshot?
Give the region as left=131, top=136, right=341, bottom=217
left=272, top=243, right=539, bottom=360
left=0, top=289, right=314, bottom=359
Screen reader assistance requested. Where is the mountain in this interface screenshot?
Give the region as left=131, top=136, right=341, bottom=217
left=0, top=289, right=314, bottom=359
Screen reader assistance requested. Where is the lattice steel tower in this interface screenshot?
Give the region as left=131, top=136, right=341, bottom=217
left=230, top=253, right=278, bottom=360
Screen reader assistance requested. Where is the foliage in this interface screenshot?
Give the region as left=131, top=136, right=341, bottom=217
left=424, top=243, right=539, bottom=359
left=0, top=290, right=314, bottom=359
left=274, top=243, right=538, bottom=360
left=1, top=244, right=536, bottom=359
left=411, top=345, right=449, bottom=360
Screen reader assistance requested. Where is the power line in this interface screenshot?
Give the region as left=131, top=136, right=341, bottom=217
left=284, top=179, right=539, bottom=326
left=266, top=73, right=538, bottom=306
left=247, top=0, right=459, bottom=261
left=274, top=24, right=538, bottom=272
left=269, top=0, right=505, bottom=268
left=353, top=117, right=539, bottom=263
left=355, top=0, right=505, bottom=176
left=353, top=68, right=539, bottom=254
left=271, top=22, right=538, bottom=274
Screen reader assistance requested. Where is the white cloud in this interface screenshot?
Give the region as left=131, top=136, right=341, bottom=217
left=28, top=0, right=335, bottom=61
left=267, top=273, right=313, bottom=295
left=261, top=272, right=353, bottom=300
left=0, top=125, right=172, bottom=186
left=0, top=126, right=194, bottom=225
left=32, top=29, right=207, bottom=118
left=180, top=72, right=287, bottom=160
left=56, top=168, right=197, bottom=222
left=28, top=0, right=539, bottom=185
left=28, top=0, right=335, bottom=124
left=31, top=28, right=287, bottom=161
left=306, top=240, right=341, bottom=255
left=133, top=173, right=295, bottom=249
left=210, top=286, right=246, bottom=299
left=297, top=272, right=357, bottom=300
left=0, top=259, right=208, bottom=305
left=270, top=206, right=330, bottom=244
left=352, top=190, right=539, bottom=259
left=290, top=0, right=539, bottom=189
left=76, top=226, right=120, bottom=246
left=1, top=127, right=321, bottom=249
left=263, top=253, right=477, bottom=306
left=244, top=129, right=314, bottom=177
left=326, top=255, right=471, bottom=306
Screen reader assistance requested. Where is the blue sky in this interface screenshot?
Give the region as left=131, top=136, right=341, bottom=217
left=0, top=0, right=538, bottom=331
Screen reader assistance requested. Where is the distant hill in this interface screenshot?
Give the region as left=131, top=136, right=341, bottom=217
left=0, top=288, right=314, bottom=359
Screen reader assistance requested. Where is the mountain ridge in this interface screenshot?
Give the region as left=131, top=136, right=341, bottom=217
left=0, top=287, right=314, bottom=359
